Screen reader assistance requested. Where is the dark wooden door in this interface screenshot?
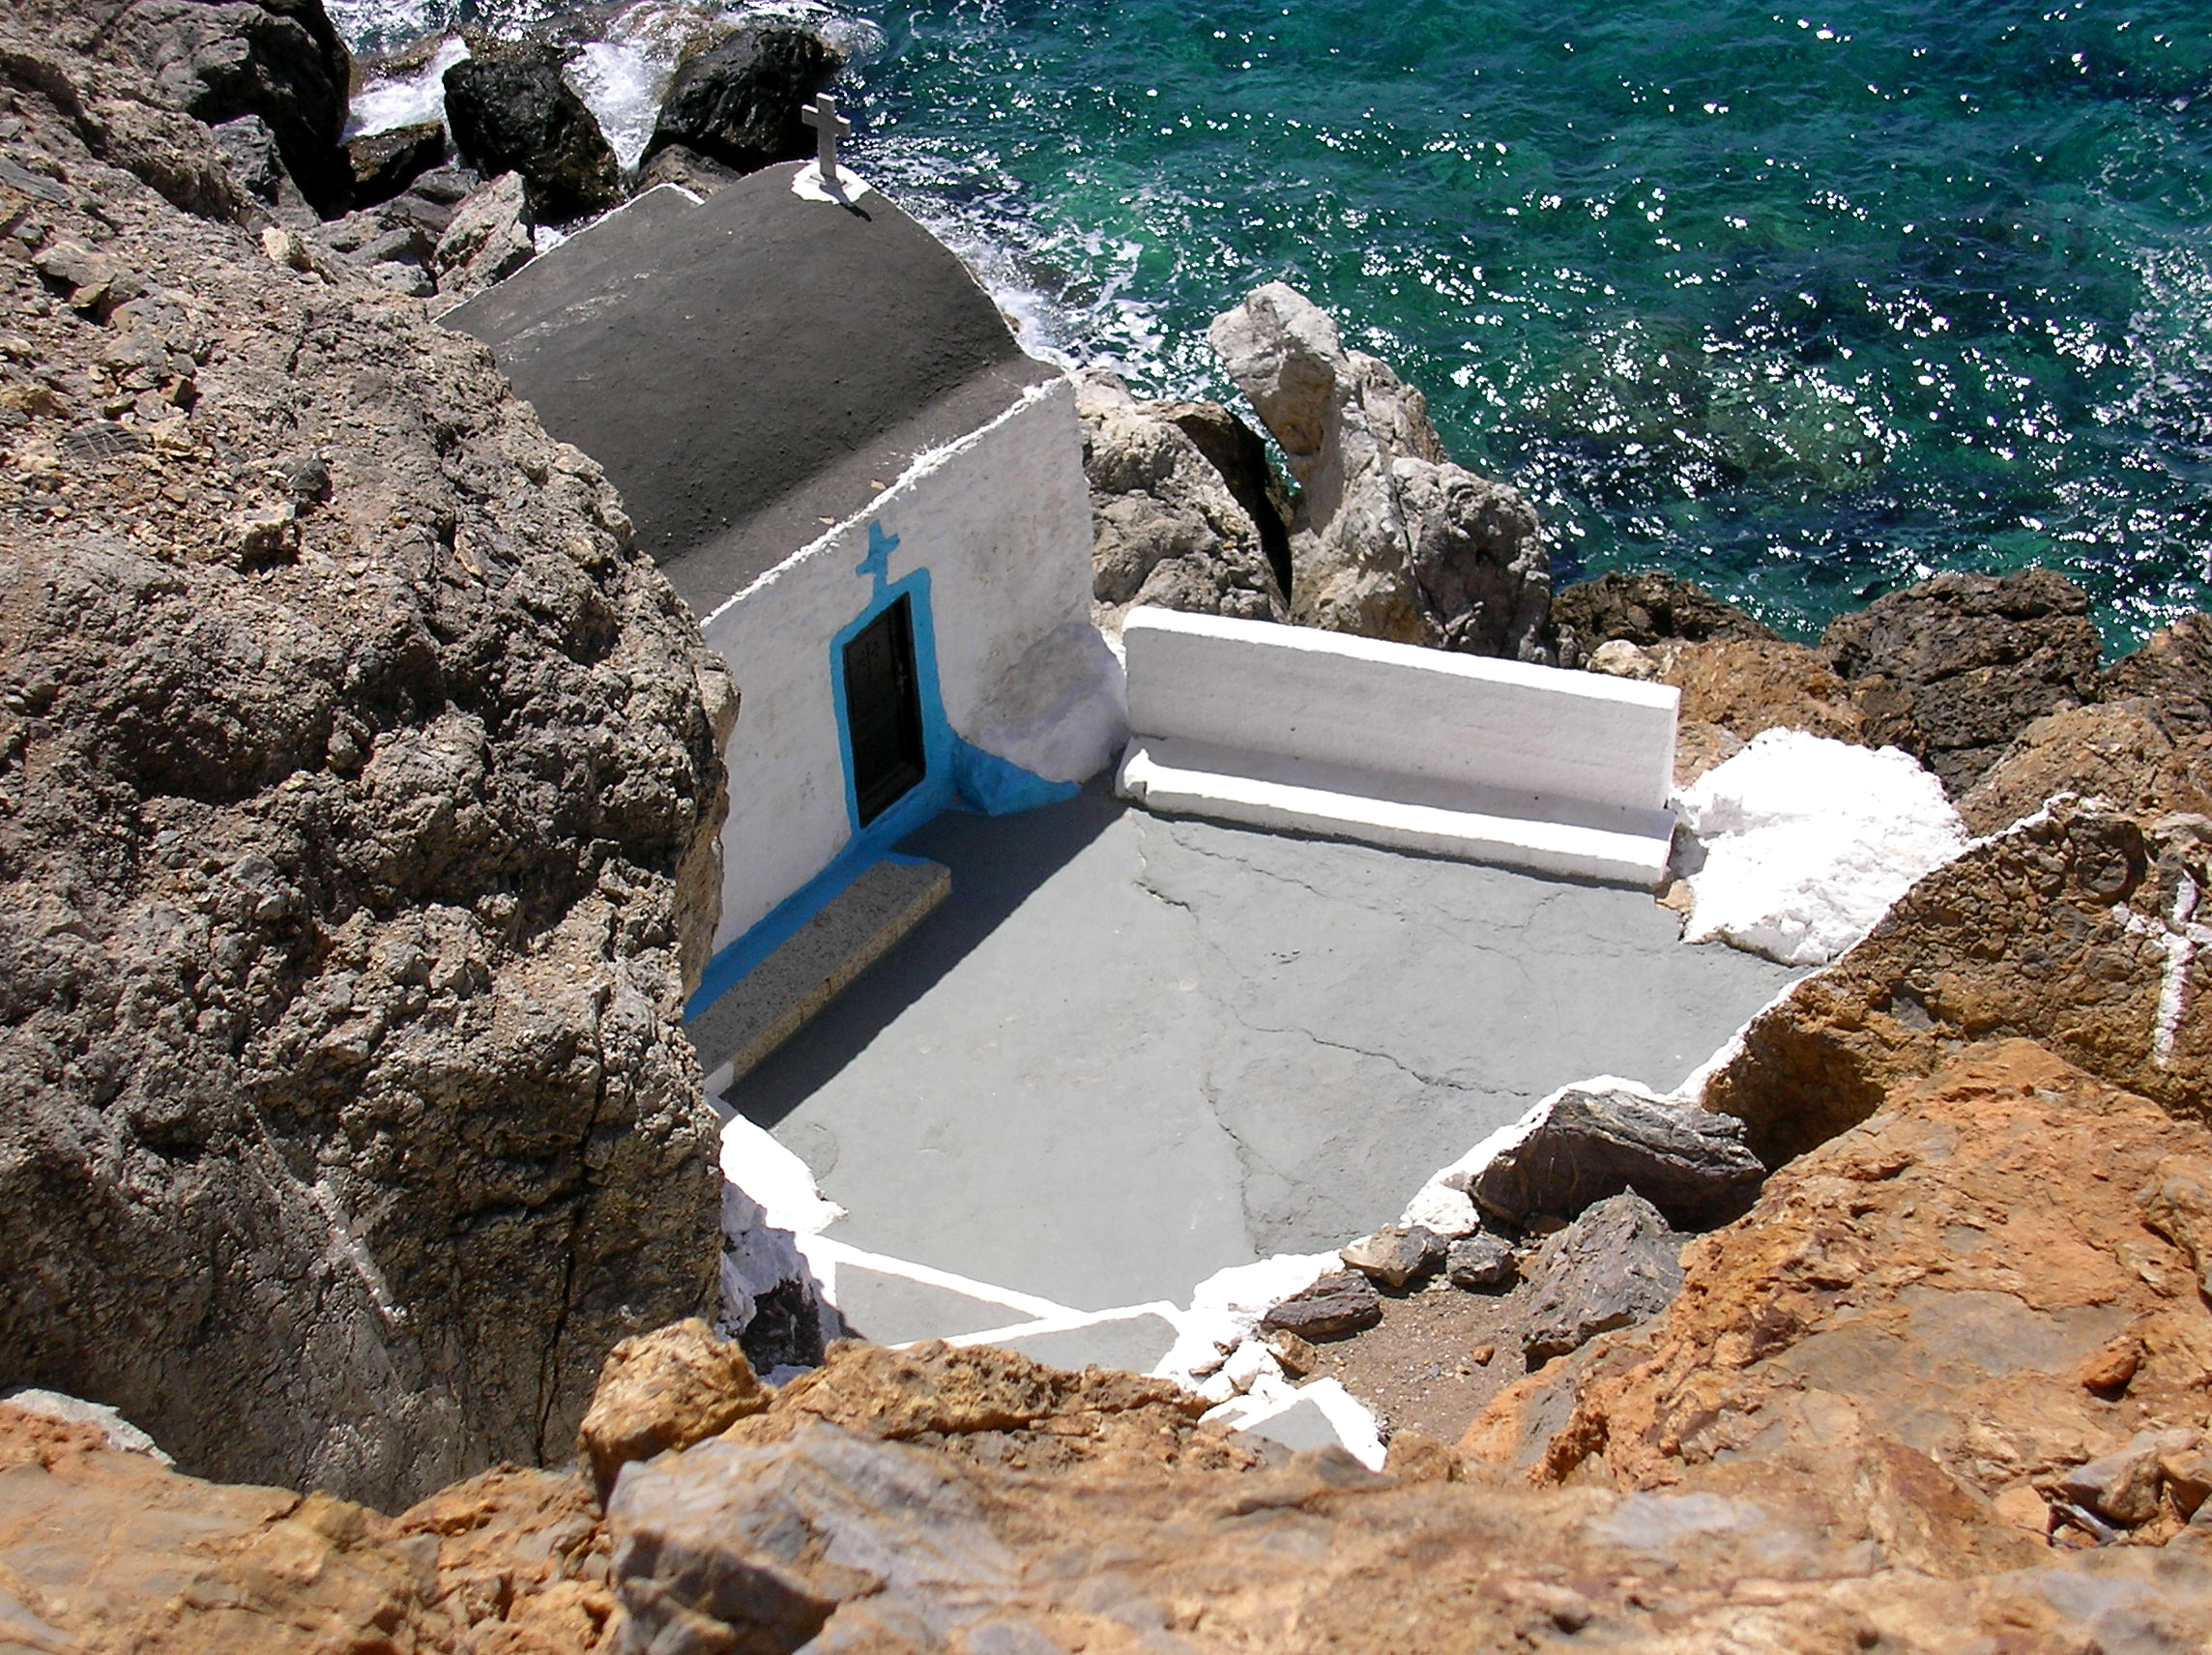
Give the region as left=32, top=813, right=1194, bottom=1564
left=843, top=595, right=926, bottom=826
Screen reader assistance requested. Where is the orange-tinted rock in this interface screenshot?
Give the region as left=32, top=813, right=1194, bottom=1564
left=0, top=1403, right=456, bottom=1653
left=1657, top=636, right=1869, bottom=747
left=1958, top=698, right=2212, bottom=836
left=728, top=1339, right=1262, bottom=1475
left=1702, top=799, right=2212, bottom=1167
left=575, top=1318, right=767, bottom=1501
left=1464, top=1043, right=2212, bottom=1559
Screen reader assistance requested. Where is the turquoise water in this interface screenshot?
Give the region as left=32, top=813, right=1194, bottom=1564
left=341, top=0, right=2212, bottom=647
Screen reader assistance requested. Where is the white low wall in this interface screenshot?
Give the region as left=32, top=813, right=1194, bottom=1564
left=1118, top=608, right=1680, bottom=884
left=704, top=375, right=1103, bottom=950
left=1123, top=608, right=1678, bottom=813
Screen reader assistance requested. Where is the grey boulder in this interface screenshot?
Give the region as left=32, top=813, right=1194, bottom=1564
left=611, top=1425, right=1017, bottom=1655
left=1521, top=1194, right=1685, bottom=1367
left=1208, top=282, right=1551, bottom=661
left=1445, top=1233, right=1517, bottom=1292
left=1076, top=368, right=1289, bottom=635
left=1466, top=1086, right=1766, bottom=1231
left=1339, top=1225, right=1445, bottom=1290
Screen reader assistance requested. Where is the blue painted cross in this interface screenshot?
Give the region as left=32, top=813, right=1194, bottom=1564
left=857, top=520, right=898, bottom=595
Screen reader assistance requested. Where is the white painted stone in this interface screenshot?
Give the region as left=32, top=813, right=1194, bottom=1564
left=791, top=160, right=874, bottom=205
left=1216, top=1378, right=1387, bottom=1470
left=1116, top=608, right=1679, bottom=885
left=1674, top=730, right=1967, bottom=966
left=1121, top=606, right=1679, bottom=812
left=1398, top=1180, right=1480, bottom=1237
left=1221, top=1338, right=1278, bottom=1394
left=719, top=1113, right=845, bottom=1236
left=964, top=619, right=1129, bottom=786
left=704, top=378, right=1103, bottom=947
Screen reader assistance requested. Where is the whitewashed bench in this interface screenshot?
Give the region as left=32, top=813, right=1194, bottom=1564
left=1114, top=607, right=1679, bottom=886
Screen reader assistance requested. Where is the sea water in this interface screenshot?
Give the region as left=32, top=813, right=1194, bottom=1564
left=335, top=0, right=2212, bottom=648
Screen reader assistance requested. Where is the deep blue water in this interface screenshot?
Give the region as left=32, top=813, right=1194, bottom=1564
left=338, top=0, right=2212, bottom=649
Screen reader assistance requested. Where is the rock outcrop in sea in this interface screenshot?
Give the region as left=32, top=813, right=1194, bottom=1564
left=1211, top=283, right=1554, bottom=661
left=0, top=15, right=735, bottom=1507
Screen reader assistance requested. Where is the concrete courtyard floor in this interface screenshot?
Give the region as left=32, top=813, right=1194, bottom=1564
left=725, top=783, right=1800, bottom=1373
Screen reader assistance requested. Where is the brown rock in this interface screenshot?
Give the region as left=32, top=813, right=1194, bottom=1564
left=2139, top=1153, right=2212, bottom=1295
left=2163, top=1439, right=2212, bottom=1520
left=1821, top=567, right=2101, bottom=794
left=1382, top=1428, right=1463, bottom=1484
left=1266, top=1329, right=1319, bottom=1378
left=1551, top=569, right=1776, bottom=669
left=1519, top=1192, right=1685, bottom=1366
left=2049, top=1434, right=2171, bottom=1526
left=0, top=1401, right=457, bottom=1652
left=1655, top=636, right=1869, bottom=747
left=1703, top=799, right=2211, bottom=1168
left=1959, top=697, right=2212, bottom=836
left=24, top=1329, right=2212, bottom=1651
left=2076, top=1326, right=2146, bottom=1395
left=1339, top=1224, right=1446, bottom=1289
left=1465, top=1042, right=2212, bottom=1569
left=577, top=1319, right=768, bottom=1501
left=2103, top=609, right=2212, bottom=730
left=394, top=1462, right=616, bottom=1648
left=729, top=1340, right=1262, bottom=1475
left=1262, top=1270, right=1384, bottom=1341
left=0, top=30, right=733, bottom=1507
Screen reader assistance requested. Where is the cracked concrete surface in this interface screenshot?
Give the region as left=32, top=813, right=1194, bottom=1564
left=729, top=785, right=1799, bottom=1345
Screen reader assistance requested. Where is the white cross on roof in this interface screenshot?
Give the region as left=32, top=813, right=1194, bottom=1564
left=800, top=94, right=852, bottom=189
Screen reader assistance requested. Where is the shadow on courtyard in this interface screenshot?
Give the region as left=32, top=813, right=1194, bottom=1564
left=732, top=780, right=1125, bottom=1132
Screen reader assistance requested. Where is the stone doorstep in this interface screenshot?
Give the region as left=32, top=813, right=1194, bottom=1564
left=1116, top=736, right=1676, bottom=888
left=692, top=857, right=951, bottom=1088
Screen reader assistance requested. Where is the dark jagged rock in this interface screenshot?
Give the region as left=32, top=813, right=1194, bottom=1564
left=344, top=119, right=445, bottom=210
left=442, top=49, right=621, bottom=224
left=0, top=29, right=735, bottom=1508
left=1466, top=1087, right=1767, bottom=1231
left=207, top=112, right=307, bottom=217
left=44, top=0, right=354, bottom=216
left=1520, top=1193, right=1684, bottom=1367
left=1150, top=396, right=1295, bottom=601
left=643, top=22, right=846, bottom=177
left=1445, top=1232, right=1517, bottom=1291
left=1551, top=569, right=1776, bottom=670
left=1819, top=567, right=2101, bottom=795
left=1262, top=1271, right=1382, bottom=1340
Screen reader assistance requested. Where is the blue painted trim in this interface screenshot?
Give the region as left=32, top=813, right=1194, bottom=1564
left=684, top=521, right=1078, bottom=1028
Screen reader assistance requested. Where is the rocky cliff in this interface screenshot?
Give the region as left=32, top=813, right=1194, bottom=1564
left=0, top=15, right=735, bottom=1507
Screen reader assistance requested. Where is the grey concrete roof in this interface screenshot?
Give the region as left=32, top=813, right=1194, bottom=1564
left=728, top=788, right=1803, bottom=1347
left=444, top=165, right=1057, bottom=613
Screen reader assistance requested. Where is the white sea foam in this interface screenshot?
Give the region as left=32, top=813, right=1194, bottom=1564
left=345, top=35, right=470, bottom=140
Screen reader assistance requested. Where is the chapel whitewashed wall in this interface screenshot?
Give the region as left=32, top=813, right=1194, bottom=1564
left=701, top=376, right=1096, bottom=950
